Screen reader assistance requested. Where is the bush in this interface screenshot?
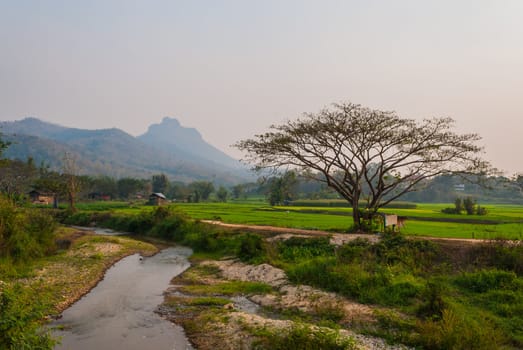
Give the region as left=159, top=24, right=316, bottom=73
left=253, top=323, right=356, bottom=350
left=416, top=308, right=503, bottom=350
left=455, top=269, right=518, bottom=293
left=0, top=198, right=57, bottom=261
left=278, top=236, right=334, bottom=262
left=418, top=278, right=448, bottom=319
left=150, top=210, right=190, bottom=241
left=237, top=233, right=264, bottom=263
left=25, top=209, right=57, bottom=255
left=441, top=207, right=459, bottom=214
left=0, top=284, right=56, bottom=349
left=466, top=241, right=523, bottom=275
left=287, top=257, right=338, bottom=288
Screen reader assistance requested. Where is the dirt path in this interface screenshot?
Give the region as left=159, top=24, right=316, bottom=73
left=201, top=220, right=512, bottom=246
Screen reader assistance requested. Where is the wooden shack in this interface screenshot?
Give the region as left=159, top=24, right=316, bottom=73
left=28, top=190, right=55, bottom=205
left=148, top=192, right=167, bottom=206
left=377, top=213, right=407, bottom=233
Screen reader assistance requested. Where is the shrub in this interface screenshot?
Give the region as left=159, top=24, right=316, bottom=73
left=278, top=236, right=334, bottom=262
left=253, top=323, right=356, bottom=350
left=416, top=308, right=504, bottom=350
left=455, top=269, right=518, bottom=293
left=24, top=209, right=57, bottom=255
left=0, top=284, right=56, bottom=349
left=441, top=207, right=459, bottom=214
left=0, top=198, right=57, bottom=261
left=150, top=210, right=190, bottom=241
left=466, top=241, right=523, bottom=275
left=463, top=197, right=476, bottom=215
left=237, top=233, right=264, bottom=263
left=62, top=211, right=93, bottom=226
left=287, top=257, right=338, bottom=288
left=418, top=278, right=449, bottom=319
left=336, top=238, right=372, bottom=263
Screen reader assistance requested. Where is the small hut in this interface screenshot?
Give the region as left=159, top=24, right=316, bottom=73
left=28, top=190, right=55, bottom=205
left=148, top=193, right=167, bottom=206
left=377, top=213, right=407, bottom=233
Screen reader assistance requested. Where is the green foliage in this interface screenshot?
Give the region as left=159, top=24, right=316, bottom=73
left=189, top=181, right=214, bottom=203
left=463, top=196, right=475, bottom=215
left=0, top=197, right=57, bottom=261
left=454, top=269, right=518, bottom=293
left=0, top=132, right=10, bottom=157
left=290, top=200, right=417, bottom=209
left=253, top=323, right=356, bottom=350
left=466, top=242, right=523, bottom=275
left=278, top=236, right=334, bottom=262
left=0, top=284, right=56, bottom=350
left=417, top=278, right=448, bottom=319
left=443, top=197, right=489, bottom=217
left=62, top=206, right=267, bottom=261
left=237, top=233, right=265, bottom=263
left=216, top=186, right=228, bottom=202
left=184, top=297, right=230, bottom=307
left=181, top=281, right=273, bottom=296
left=441, top=207, right=459, bottom=214
left=286, top=236, right=439, bottom=306
left=152, top=173, right=169, bottom=194
left=416, top=308, right=504, bottom=350
left=454, top=197, right=463, bottom=213
left=265, top=171, right=297, bottom=206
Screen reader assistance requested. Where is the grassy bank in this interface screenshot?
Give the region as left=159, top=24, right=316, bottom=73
left=1, top=225, right=157, bottom=349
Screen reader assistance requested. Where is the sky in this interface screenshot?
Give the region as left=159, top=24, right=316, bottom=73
left=1, top=0, right=522, bottom=174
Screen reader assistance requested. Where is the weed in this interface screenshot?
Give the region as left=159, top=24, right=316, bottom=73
left=0, top=284, right=57, bottom=349
left=454, top=269, right=518, bottom=293
left=181, top=281, right=273, bottom=296
left=185, top=297, right=231, bottom=307
left=252, top=323, right=356, bottom=350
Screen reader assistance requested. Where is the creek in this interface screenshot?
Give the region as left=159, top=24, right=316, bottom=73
left=52, top=244, right=194, bottom=350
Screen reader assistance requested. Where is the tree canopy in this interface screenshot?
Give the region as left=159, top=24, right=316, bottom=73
left=236, top=102, right=491, bottom=230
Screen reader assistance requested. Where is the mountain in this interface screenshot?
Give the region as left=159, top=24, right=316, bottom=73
left=0, top=117, right=251, bottom=184
left=138, top=117, right=242, bottom=170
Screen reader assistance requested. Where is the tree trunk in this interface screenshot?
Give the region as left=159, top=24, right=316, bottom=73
left=351, top=191, right=361, bottom=231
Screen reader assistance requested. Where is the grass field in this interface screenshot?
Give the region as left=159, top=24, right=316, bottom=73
left=72, top=200, right=523, bottom=240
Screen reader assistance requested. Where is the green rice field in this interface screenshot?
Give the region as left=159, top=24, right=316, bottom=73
left=76, top=200, right=523, bottom=240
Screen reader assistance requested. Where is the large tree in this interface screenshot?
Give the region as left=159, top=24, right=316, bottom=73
left=189, top=181, right=214, bottom=203
left=62, top=153, right=82, bottom=212
left=236, top=102, right=490, bottom=230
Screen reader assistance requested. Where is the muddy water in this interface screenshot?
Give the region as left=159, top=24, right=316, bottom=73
left=52, top=246, right=193, bottom=350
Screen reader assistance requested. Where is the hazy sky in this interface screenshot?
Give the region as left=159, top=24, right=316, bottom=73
left=1, top=1, right=522, bottom=174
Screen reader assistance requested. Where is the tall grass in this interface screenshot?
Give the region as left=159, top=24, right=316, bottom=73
left=0, top=197, right=57, bottom=261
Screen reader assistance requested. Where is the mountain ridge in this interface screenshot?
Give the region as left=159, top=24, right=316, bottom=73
left=0, top=117, right=250, bottom=184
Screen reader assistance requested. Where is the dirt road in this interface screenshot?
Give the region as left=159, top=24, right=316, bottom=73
left=200, top=220, right=514, bottom=246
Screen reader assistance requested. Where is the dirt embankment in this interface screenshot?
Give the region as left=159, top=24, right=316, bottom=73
left=160, top=255, right=411, bottom=350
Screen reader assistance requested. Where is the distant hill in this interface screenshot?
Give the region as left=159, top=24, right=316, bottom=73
left=139, top=117, right=242, bottom=170
left=0, top=117, right=251, bottom=184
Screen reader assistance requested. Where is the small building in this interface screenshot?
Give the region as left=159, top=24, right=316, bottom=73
left=377, top=213, right=407, bottom=233
left=28, top=190, right=55, bottom=205
left=88, top=192, right=112, bottom=201
left=148, top=192, right=167, bottom=206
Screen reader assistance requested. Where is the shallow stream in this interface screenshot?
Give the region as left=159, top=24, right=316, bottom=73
left=52, top=246, right=193, bottom=350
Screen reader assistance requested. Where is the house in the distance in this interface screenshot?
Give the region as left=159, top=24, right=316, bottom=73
left=88, top=192, right=112, bottom=201
left=148, top=192, right=167, bottom=206
left=28, top=190, right=55, bottom=205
